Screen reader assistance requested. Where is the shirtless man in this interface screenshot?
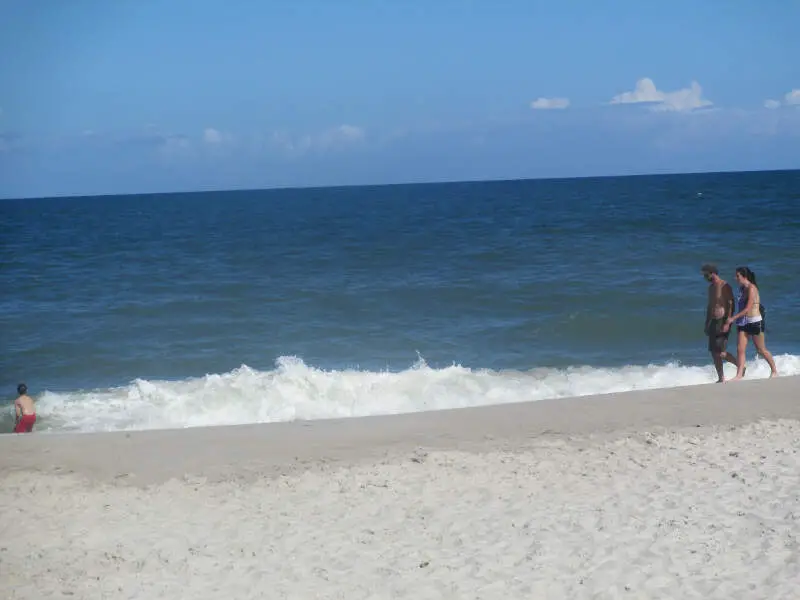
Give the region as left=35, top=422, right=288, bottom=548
left=13, top=383, right=36, bottom=433
left=702, top=264, right=739, bottom=382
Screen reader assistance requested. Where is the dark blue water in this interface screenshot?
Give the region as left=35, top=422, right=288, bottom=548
left=2, top=170, right=799, bottom=432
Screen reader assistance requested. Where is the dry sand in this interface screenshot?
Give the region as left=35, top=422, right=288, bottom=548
left=1, top=377, right=799, bottom=599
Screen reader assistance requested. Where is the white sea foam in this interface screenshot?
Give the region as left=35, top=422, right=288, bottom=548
left=33, top=354, right=800, bottom=433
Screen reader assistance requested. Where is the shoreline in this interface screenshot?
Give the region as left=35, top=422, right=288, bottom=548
left=1, top=375, right=798, bottom=486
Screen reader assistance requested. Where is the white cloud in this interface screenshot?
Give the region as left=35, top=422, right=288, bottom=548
left=158, top=134, right=192, bottom=158
left=203, top=127, right=235, bottom=144
left=314, top=124, right=365, bottom=147
left=336, top=124, right=365, bottom=140
left=765, top=89, right=800, bottom=109
left=610, top=78, right=713, bottom=112
left=530, top=97, right=570, bottom=110
left=204, top=127, right=223, bottom=143
left=271, top=124, right=366, bottom=156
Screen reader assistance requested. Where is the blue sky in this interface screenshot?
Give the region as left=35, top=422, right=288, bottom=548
left=1, top=1, right=798, bottom=198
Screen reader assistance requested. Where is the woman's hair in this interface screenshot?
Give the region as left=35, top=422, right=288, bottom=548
left=736, top=266, right=758, bottom=288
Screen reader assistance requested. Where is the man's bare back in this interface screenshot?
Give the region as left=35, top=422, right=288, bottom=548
left=15, top=394, right=35, bottom=416
left=13, top=383, right=37, bottom=433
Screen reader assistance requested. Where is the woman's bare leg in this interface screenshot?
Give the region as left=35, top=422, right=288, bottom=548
left=752, top=334, right=779, bottom=377
left=732, top=330, right=749, bottom=380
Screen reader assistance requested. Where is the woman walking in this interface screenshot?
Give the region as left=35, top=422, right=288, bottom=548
left=725, top=266, right=778, bottom=380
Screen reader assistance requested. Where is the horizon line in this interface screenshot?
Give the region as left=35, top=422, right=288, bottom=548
left=2, top=166, right=798, bottom=202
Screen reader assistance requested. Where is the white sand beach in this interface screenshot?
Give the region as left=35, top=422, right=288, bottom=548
left=2, top=377, right=799, bottom=599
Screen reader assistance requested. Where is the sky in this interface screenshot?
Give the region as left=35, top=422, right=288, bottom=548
left=1, top=0, right=798, bottom=198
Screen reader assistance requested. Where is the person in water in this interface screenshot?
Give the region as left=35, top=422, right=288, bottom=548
left=702, top=263, right=740, bottom=382
left=724, top=266, right=778, bottom=380
left=14, top=383, right=37, bottom=433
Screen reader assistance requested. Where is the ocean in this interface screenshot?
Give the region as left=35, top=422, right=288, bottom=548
left=2, top=170, right=799, bottom=433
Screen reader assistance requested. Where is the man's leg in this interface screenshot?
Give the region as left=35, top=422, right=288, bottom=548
left=714, top=322, right=738, bottom=381
left=708, top=322, right=729, bottom=382
left=711, top=351, right=725, bottom=383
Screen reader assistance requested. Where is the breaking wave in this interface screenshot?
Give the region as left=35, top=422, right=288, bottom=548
left=21, top=354, right=800, bottom=433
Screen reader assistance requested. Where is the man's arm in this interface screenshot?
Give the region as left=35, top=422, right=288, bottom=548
left=14, top=399, right=21, bottom=422
left=723, top=284, right=736, bottom=320
left=704, top=286, right=712, bottom=332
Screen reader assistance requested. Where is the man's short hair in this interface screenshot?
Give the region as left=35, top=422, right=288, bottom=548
left=701, top=263, right=718, bottom=275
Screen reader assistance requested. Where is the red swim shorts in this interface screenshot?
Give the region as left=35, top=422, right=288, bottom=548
left=14, top=414, right=36, bottom=433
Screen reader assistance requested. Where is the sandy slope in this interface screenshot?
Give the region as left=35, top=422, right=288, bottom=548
left=1, top=377, right=799, bottom=599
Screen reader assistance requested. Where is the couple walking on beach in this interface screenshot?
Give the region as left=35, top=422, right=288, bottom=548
left=703, top=264, right=778, bottom=383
